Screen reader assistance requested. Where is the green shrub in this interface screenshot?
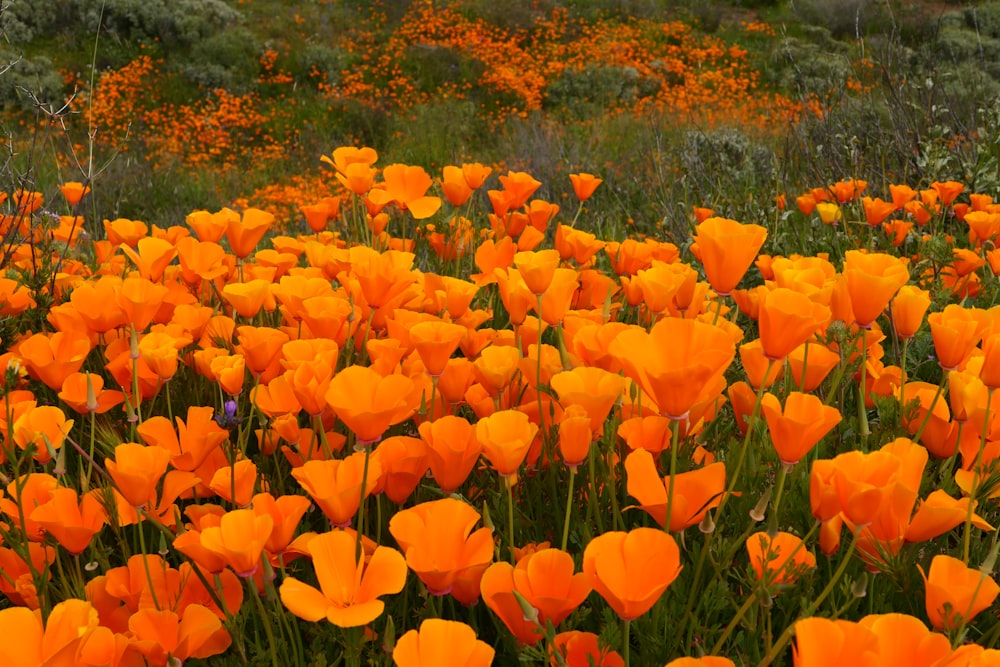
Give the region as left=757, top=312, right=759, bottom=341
left=184, top=27, right=262, bottom=92
left=0, top=51, right=65, bottom=113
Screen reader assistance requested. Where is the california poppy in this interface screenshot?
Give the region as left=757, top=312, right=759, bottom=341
left=393, top=618, right=495, bottom=667
left=418, top=415, right=483, bottom=494
left=225, top=208, right=273, bottom=259
left=480, top=548, right=591, bottom=645
left=325, top=365, right=417, bottom=445
left=198, top=508, right=273, bottom=577
left=920, top=554, right=1000, bottom=631
left=746, top=531, right=816, bottom=591
left=280, top=529, right=406, bottom=627
left=128, top=603, right=232, bottom=664
left=891, top=285, right=932, bottom=339
left=625, top=449, right=725, bottom=531
left=843, top=250, right=910, bottom=328
left=760, top=392, right=842, bottom=465
left=292, top=454, right=383, bottom=527
left=610, top=317, right=734, bottom=420
left=582, top=527, right=682, bottom=620
left=476, top=409, right=539, bottom=477
left=928, top=304, right=986, bottom=371
left=367, top=164, right=441, bottom=219
left=389, top=498, right=494, bottom=604
left=792, top=617, right=880, bottom=666
left=552, top=631, right=625, bottom=667
left=758, top=287, right=831, bottom=360
left=409, top=320, right=467, bottom=377
left=693, top=217, right=767, bottom=295
left=29, top=487, right=106, bottom=555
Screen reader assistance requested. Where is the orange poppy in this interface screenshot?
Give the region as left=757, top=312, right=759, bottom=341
left=368, top=163, right=441, bottom=219
left=746, top=531, right=816, bottom=591
left=325, top=365, right=417, bottom=445
left=280, top=529, right=406, bottom=627
left=419, top=415, right=483, bottom=494
left=208, top=459, right=257, bottom=507
left=582, top=527, right=682, bottom=620
left=105, top=442, right=171, bottom=508
left=198, top=508, right=273, bottom=577
left=481, top=548, right=591, bottom=645
left=557, top=406, right=593, bottom=468
left=17, top=331, right=91, bottom=391
left=442, top=165, right=475, bottom=207
left=389, top=497, right=494, bottom=603
left=792, top=617, right=880, bottom=666
left=225, top=208, right=273, bottom=259
left=58, top=372, right=125, bottom=414
left=29, top=487, right=106, bottom=555
left=221, top=279, right=272, bottom=319
left=569, top=173, right=603, bottom=202
left=552, top=631, right=625, bottom=667
left=610, top=318, right=735, bottom=420
left=928, top=304, right=986, bottom=371
left=476, top=409, right=539, bottom=477
left=891, top=285, right=932, bottom=339
left=12, top=405, right=74, bottom=464
left=291, top=454, right=383, bottom=527
left=370, top=436, right=428, bottom=504
left=760, top=392, right=842, bottom=465
left=665, top=659, right=734, bottom=667
left=693, top=217, right=768, bottom=295
left=119, top=237, right=177, bottom=282
left=393, top=619, right=495, bottom=667
left=535, top=268, right=579, bottom=326
left=625, top=449, right=725, bottom=531
left=409, top=320, right=467, bottom=377
left=128, top=604, right=232, bottom=665
left=250, top=492, right=311, bottom=556
left=931, top=180, right=965, bottom=206
left=920, top=555, right=1000, bottom=631
left=810, top=449, right=901, bottom=527
left=758, top=287, right=831, bottom=360
left=118, top=276, right=169, bottom=332
left=843, top=250, right=910, bottom=327
left=555, top=224, right=606, bottom=265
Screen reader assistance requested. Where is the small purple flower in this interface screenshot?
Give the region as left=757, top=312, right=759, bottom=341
left=215, top=400, right=243, bottom=429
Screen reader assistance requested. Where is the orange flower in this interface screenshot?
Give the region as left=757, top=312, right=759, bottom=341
left=225, top=208, right=273, bottom=259
left=0, top=599, right=112, bottom=667
left=555, top=224, right=606, bottom=265
left=418, top=415, right=483, bottom=494
left=583, top=527, right=682, bottom=620
left=236, top=325, right=289, bottom=379
left=186, top=208, right=234, bottom=243
left=569, top=173, right=603, bottom=202
left=12, top=405, right=74, bottom=464
left=105, top=442, right=171, bottom=508
left=279, top=529, right=406, bottom=627
left=208, top=459, right=257, bottom=507
left=931, top=180, right=965, bottom=206
left=693, top=217, right=767, bottom=295
left=442, top=165, right=475, bottom=207
left=610, top=318, right=735, bottom=420
left=891, top=285, right=931, bottom=339
left=757, top=287, right=830, bottom=360
left=810, top=449, right=901, bottom=527
left=514, top=249, right=561, bottom=296
left=389, top=497, right=494, bottom=603
left=760, top=392, right=842, bottom=465
left=209, top=354, right=246, bottom=396
left=552, top=631, right=625, bottom=667
left=221, top=279, right=272, bottom=319
left=746, top=531, right=816, bottom=591
left=58, top=372, right=124, bottom=414
left=393, top=619, right=495, bottom=667
left=476, top=409, right=539, bottom=476
left=199, top=508, right=273, bottom=577
left=370, top=436, right=428, bottom=504
left=929, top=305, right=986, bottom=371
left=58, top=181, right=91, bottom=207
left=137, top=406, right=228, bottom=472
left=368, top=164, right=441, bottom=219
left=624, top=449, right=725, bottom=531
left=29, top=487, right=106, bottom=555
left=792, top=617, right=880, bottom=666
left=118, top=276, right=169, bottom=332
left=119, top=237, right=177, bottom=282
left=325, top=365, right=417, bottom=444
left=250, top=492, right=311, bottom=556
left=920, top=555, right=1000, bottom=631
left=481, top=548, right=591, bottom=645
left=128, top=604, right=231, bottom=665
left=557, top=406, right=593, bottom=468
left=17, top=331, right=91, bottom=391
left=843, top=250, right=910, bottom=327
left=409, top=320, right=467, bottom=377
left=665, top=659, right=734, bottom=667
left=291, top=454, right=383, bottom=527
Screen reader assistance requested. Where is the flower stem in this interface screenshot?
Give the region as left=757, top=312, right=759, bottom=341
left=561, top=467, right=577, bottom=551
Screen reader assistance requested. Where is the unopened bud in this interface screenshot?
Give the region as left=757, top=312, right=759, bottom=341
left=382, top=616, right=396, bottom=655
left=85, top=372, right=99, bottom=412
left=513, top=590, right=540, bottom=625
left=750, top=487, right=772, bottom=523
left=699, top=511, right=716, bottom=534
left=851, top=572, right=868, bottom=598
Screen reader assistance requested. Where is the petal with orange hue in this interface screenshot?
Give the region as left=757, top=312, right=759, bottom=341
left=393, top=618, right=495, bottom=667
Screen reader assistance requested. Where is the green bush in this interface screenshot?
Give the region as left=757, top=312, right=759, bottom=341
left=184, top=27, right=262, bottom=92
left=0, top=51, right=65, bottom=113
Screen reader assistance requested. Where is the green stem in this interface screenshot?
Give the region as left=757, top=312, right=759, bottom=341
left=249, top=574, right=280, bottom=667
left=355, top=443, right=373, bottom=563
left=623, top=618, right=631, bottom=667
left=912, top=369, right=948, bottom=444
left=561, top=467, right=577, bottom=552
left=664, top=419, right=680, bottom=532
left=759, top=529, right=860, bottom=667
left=964, top=387, right=994, bottom=562
left=506, top=475, right=516, bottom=563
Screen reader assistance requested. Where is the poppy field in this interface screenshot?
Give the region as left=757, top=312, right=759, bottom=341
left=5, top=1, right=1000, bottom=666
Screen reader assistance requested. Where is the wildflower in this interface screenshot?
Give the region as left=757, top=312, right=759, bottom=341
left=583, top=527, right=682, bottom=620
left=393, top=619, right=495, bottom=667
left=693, top=217, right=768, bottom=295
left=920, top=555, right=1000, bottom=631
